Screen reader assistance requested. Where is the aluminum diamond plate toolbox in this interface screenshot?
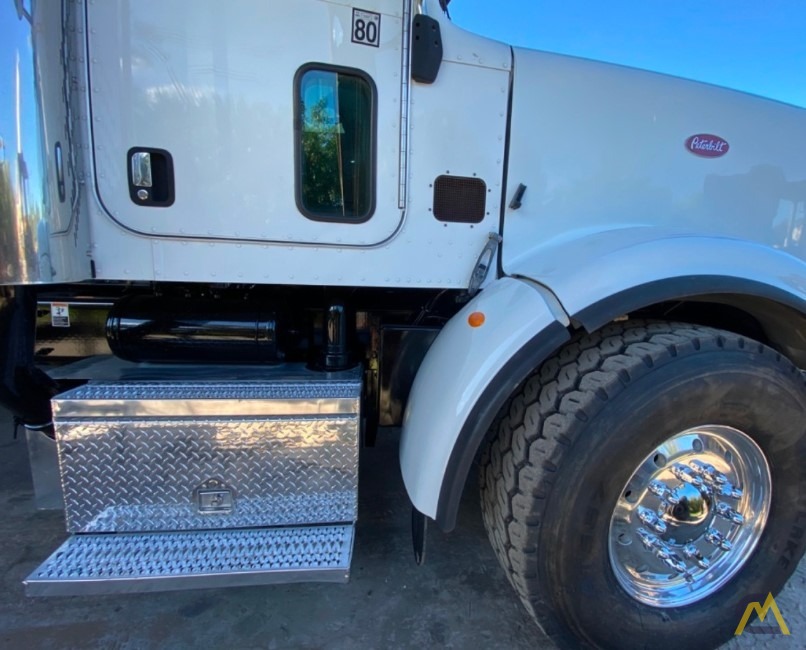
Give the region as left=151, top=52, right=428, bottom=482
left=25, top=525, right=354, bottom=596
left=52, top=373, right=361, bottom=533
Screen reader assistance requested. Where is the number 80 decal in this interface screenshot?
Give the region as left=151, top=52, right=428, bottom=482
left=352, top=8, right=381, bottom=47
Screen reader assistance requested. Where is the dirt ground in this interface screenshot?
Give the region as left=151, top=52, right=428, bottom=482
left=0, top=409, right=802, bottom=649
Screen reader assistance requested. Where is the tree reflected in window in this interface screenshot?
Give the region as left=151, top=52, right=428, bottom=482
left=298, top=69, right=373, bottom=221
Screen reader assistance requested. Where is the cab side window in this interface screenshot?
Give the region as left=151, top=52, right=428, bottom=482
left=296, top=66, right=375, bottom=222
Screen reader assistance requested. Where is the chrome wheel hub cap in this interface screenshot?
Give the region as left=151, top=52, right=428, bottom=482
left=608, top=425, right=771, bottom=607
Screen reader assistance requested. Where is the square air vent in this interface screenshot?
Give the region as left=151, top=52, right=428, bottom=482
left=433, top=175, right=486, bottom=224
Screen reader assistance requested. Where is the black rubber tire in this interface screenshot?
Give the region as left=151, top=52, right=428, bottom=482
left=479, top=321, right=806, bottom=650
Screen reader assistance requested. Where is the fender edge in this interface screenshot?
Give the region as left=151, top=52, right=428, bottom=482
left=434, top=320, right=570, bottom=531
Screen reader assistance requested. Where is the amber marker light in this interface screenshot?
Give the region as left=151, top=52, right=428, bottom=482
left=468, top=312, right=486, bottom=328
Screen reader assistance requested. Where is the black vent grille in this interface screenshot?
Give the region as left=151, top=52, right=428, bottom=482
left=433, top=175, right=486, bottom=224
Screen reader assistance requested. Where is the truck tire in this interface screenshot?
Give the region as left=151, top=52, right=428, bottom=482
left=479, top=321, right=806, bottom=650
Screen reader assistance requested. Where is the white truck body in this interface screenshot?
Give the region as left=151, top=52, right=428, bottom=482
left=8, top=0, right=509, bottom=288
left=2, top=2, right=805, bottom=648
left=4, top=0, right=805, bottom=291
left=505, top=47, right=806, bottom=328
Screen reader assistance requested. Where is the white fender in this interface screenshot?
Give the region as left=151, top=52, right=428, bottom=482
left=505, top=228, right=806, bottom=330
left=400, top=277, right=570, bottom=530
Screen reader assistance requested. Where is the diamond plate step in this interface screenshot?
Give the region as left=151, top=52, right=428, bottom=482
left=25, top=524, right=354, bottom=596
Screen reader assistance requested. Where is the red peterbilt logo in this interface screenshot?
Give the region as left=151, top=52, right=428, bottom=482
left=685, top=134, right=730, bottom=158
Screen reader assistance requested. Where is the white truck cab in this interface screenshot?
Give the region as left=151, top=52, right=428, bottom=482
left=1, top=1, right=805, bottom=648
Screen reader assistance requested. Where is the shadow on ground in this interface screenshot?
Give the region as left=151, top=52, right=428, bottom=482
left=0, top=417, right=541, bottom=650
left=0, top=411, right=801, bottom=649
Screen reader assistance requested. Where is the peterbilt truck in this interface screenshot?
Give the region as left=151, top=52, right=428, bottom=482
left=1, top=0, right=805, bottom=648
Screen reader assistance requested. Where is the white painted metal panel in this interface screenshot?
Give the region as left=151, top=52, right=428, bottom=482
left=507, top=229, right=806, bottom=322
left=502, top=48, right=806, bottom=277
left=86, top=0, right=405, bottom=246
left=84, top=2, right=512, bottom=288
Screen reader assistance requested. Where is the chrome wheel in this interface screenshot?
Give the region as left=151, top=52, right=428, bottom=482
left=608, top=425, right=772, bottom=608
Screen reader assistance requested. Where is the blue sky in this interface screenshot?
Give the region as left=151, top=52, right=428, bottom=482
left=451, top=1, right=806, bottom=108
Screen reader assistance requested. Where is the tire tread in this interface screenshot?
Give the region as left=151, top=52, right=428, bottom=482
left=478, top=320, right=801, bottom=635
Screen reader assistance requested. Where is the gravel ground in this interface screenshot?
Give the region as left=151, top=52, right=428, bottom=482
left=0, top=409, right=802, bottom=649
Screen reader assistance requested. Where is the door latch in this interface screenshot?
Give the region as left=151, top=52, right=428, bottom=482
left=127, top=147, right=175, bottom=207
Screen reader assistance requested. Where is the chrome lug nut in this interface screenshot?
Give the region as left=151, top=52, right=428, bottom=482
left=689, top=459, right=729, bottom=485
left=648, top=479, right=681, bottom=505
left=683, top=544, right=711, bottom=570
left=648, top=479, right=667, bottom=498
left=658, top=549, right=689, bottom=576
left=636, top=528, right=692, bottom=578
left=637, top=505, right=667, bottom=534
left=705, top=527, right=733, bottom=551
left=716, top=502, right=744, bottom=525
left=636, top=527, right=660, bottom=551
left=719, top=482, right=743, bottom=500
left=671, top=463, right=704, bottom=489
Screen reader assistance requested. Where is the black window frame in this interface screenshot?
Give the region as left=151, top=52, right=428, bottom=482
left=293, top=62, right=378, bottom=224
